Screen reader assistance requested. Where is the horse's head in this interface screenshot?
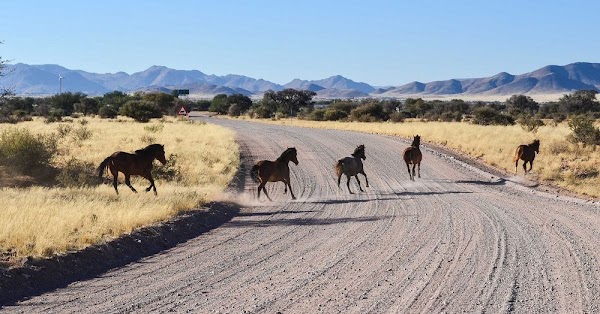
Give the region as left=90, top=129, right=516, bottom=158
left=411, top=135, right=421, bottom=147
left=289, top=147, right=299, bottom=165
left=532, top=139, right=540, bottom=154
left=153, top=144, right=167, bottom=165
left=353, top=144, right=366, bottom=160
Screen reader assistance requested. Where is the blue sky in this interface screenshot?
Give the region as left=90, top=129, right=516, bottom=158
left=1, top=0, right=598, bottom=86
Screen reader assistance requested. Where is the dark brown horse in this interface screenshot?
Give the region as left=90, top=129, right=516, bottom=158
left=250, top=147, right=299, bottom=201
left=97, top=144, right=167, bottom=195
left=403, top=135, right=422, bottom=181
left=514, top=139, right=540, bottom=174
left=335, top=144, right=369, bottom=194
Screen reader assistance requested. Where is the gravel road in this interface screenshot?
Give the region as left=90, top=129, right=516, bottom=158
left=5, top=116, right=600, bottom=313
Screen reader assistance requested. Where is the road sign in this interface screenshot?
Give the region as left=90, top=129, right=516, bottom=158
left=177, top=106, right=188, bottom=116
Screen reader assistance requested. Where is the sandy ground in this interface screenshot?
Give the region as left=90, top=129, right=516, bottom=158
left=4, top=116, right=600, bottom=313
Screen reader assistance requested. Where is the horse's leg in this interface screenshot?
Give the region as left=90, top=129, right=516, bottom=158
left=360, top=171, right=369, bottom=187
left=528, top=160, right=534, bottom=173
left=124, top=174, right=137, bottom=193
left=411, top=164, right=416, bottom=181
left=515, top=159, right=519, bottom=174
left=355, top=175, right=364, bottom=192
left=337, top=173, right=342, bottom=188
left=287, top=181, right=296, bottom=200
left=417, top=162, right=421, bottom=178
left=145, top=174, right=157, bottom=196
left=522, top=161, right=527, bottom=174
left=262, top=184, right=273, bottom=202
left=405, top=162, right=412, bottom=181
left=346, top=176, right=354, bottom=194
left=283, top=181, right=287, bottom=194
left=109, top=167, right=119, bottom=194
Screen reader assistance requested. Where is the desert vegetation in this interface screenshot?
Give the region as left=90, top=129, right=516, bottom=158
left=0, top=116, right=238, bottom=263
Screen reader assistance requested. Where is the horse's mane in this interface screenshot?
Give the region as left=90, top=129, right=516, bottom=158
left=351, top=145, right=365, bottom=157
left=276, top=147, right=296, bottom=162
left=135, top=143, right=164, bottom=156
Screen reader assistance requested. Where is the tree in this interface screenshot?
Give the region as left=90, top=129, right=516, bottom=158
left=74, top=97, right=99, bottom=115
left=558, top=90, right=600, bottom=116
left=0, top=41, right=14, bottom=99
left=50, top=92, right=86, bottom=116
left=209, top=94, right=229, bottom=114
left=506, top=94, right=539, bottom=116
left=100, top=91, right=130, bottom=110
left=227, top=94, right=253, bottom=113
left=119, top=100, right=162, bottom=122
left=262, top=89, right=316, bottom=115
left=142, top=92, right=175, bottom=114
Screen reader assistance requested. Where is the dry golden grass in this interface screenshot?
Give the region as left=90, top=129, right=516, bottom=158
left=236, top=116, right=600, bottom=199
left=0, top=116, right=238, bottom=260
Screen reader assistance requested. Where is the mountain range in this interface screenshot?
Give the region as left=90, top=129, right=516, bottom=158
left=2, top=62, right=599, bottom=99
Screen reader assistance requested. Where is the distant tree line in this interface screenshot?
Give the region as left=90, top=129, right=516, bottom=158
left=0, top=91, right=213, bottom=123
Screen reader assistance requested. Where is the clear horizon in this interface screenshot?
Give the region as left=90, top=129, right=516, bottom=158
left=1, top=0, right=599, bottom=86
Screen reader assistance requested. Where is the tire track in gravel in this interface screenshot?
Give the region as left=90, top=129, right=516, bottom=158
left=4, top=116, right=600, bottom=313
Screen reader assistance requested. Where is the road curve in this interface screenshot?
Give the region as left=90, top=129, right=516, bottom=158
left=5, top=116, right=600, bottom=313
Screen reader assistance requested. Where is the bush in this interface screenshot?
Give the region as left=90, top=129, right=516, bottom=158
left=119, top=100, right=163, bottom=122
left=518, top=116, right=545, bottom=133
left=72, top=125, right=93, bottom=142
left=472, top=107, right=515, bottom=125
left=323, top=109, right=348, bottom=121
left=567, top=116, right=600, bottom=146
left=306, top=109, right=326, bottom=121
left=251, top=105, right=274, bottom=119
left=151, top=154, right=183, bottom=182
left=228, top=103, right=241, bottom=117
left=0, top=128, right=58, bottom=173
left=56, top=157, right=99, bottom=187
left=98, top=105, right=118, bottom=119
left=389, top=111, right=405, bottom=123
left=350, top=103, right=387, bottom=122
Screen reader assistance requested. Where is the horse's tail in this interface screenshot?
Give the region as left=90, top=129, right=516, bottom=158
left=250, top=164, right=260, bottom=183
left=335, top=159, right=344, bottom=177
left=97, top=156, right=112, bottom=178
left=513, top=145, right=524, bottom=162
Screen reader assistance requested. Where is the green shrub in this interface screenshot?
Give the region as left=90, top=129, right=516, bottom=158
left=119, top=100, right=162, bottom=122
left=389, top=111, right=405, bottom=123
left=567, top=116, right=600, bottom=146
left=518, top=116, right=545, bottom=133
left=307, top=109, right=326, bottom=121
left=0, top=128, right=58, bottom=173
left=98, top=105, right=118, bottom=119
left=72, top=125, right=93, bottom=141
left=152, top=154, right=182, bottom=182
left=323, top=109, right=348, bottom=121
left=350, top=103, right=387, bottom=122
left=56, top=157, right=99, bottom=187
left=472, top=107, right=515, bottom=125
left=228, top=103, right=242, bottom=117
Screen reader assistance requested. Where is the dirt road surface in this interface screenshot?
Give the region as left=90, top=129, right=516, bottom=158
left=5, top=116, right=600, bottom=313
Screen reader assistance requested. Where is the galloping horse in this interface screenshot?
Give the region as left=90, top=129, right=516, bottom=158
left=250, top=147, right=299, bottom=201
left=403, top=135, right=422, bottom=181
left=514, top=139, right=540, bottom=174
left=335, top=144, right=369, bottom=194
left=97, top=144, right=167, bottom=195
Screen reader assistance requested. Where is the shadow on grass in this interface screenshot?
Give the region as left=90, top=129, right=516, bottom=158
left=0, top=202, right=240, bottom=307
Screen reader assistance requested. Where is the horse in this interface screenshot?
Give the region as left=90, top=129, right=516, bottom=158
left=250, top=147, right=299, bottom=201
left=97, top=143, right=167, bottom=195
left=514, top=139, right=540, bottom=174
left=335, top=144, right=369, bottom=194
left=403, top=135, right=422, bottom=181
